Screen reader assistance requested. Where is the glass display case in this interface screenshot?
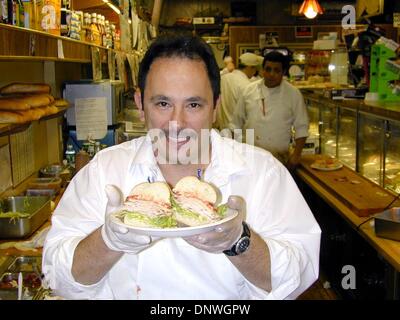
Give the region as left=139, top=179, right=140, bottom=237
left=320, top=103, right=338, bottom=157
left=337, top=108, right=357, bottom=170
left=357, top=113, right=385, bottom=186
left=304, top=98, right=320, bottom=154
left=384, top=120, right=400, bottom=193
left=304, top=92, right=400, bottom=195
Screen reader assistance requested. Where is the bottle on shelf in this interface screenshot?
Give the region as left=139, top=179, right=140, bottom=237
left=0, top=0, right=8, bottom=24
left=90, top=12, right=101, bottom=46
left=83, top=12, right=91, bottom=43
left=65, top=143, right=76, bottom=168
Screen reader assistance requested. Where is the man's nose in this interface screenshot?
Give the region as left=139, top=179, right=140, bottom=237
left=171, top=107, right=186, bottom=127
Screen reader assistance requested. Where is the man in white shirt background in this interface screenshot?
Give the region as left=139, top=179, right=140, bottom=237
left=231, top=51, right=309, bottom=171
left=217, top=52, right=263, bottom=130
left=219, top=55, right=235, bottom=76
left=42, top=35, right=320, bottom=300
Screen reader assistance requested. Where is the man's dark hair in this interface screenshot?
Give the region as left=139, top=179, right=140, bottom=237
left=138, top=35, right=220, bottom=106
left=263, top=51, right=290, bottom=72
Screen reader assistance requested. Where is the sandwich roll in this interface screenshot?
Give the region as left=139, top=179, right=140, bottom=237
left=0, top=83, right=51, bottom=95
left=172, top=176, right=227, bottom=227
left=120, top=182, right=177, bottom=228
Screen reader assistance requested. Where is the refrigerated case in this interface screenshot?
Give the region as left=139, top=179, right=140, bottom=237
left=358, top=113, right=385, bottom=186
left=320, top=102, right=338, bottom=157
left=337, top=108, right=357, bottom=170
left=303, top=92, right=400, bottom=195
left=384, top=120, right=400, bottom=193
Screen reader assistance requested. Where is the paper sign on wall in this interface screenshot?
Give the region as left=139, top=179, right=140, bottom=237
left=75, top=97, right=107, bottom=141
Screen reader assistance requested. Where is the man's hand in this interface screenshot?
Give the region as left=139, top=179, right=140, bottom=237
left=101, top=185, right=156, bottom=255
left=183, top=196, right=245, bottom=254
left=287, top=153, right=301, bottom=171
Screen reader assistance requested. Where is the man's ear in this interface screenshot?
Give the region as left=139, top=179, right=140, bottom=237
left=134, top=89, right=145, bottom=121
left=213, top=96, right=221, bottom=124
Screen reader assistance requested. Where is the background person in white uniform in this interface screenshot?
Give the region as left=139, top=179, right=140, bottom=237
left=42, top=35, right=320, bottom=300
left=231, top=51, right=309, bottom=171
left=220, top=55, right=235, bottom=76
left=216, top=52, right=263, bottom=130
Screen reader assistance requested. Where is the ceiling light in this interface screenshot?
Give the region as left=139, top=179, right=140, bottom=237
left=299, top=0, right=324, bottom=19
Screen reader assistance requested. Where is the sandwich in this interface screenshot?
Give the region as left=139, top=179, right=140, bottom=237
left=171, top=176, right=228, bottom=227
left=118, top=181, right=177, bottom=228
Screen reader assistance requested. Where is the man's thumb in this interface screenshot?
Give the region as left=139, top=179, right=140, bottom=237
left=105, top=184, right=124, bottom=208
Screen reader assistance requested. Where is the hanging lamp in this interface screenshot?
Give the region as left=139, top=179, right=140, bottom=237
left=298, top=0, right=324, bottom=19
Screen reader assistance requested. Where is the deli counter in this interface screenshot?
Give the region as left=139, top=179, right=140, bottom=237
left=299, top=90, right=400, bottom=299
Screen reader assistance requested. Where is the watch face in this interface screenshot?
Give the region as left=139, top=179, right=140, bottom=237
left=235, top=236, right=250, bottom=254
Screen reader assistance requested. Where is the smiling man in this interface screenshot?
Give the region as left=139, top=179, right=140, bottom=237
left=42, top=35, right=321, bottom=300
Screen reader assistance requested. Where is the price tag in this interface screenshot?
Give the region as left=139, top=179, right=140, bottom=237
left=394, top=13, right=400, bottom=28
left=57, top=39, right=64, bottom=59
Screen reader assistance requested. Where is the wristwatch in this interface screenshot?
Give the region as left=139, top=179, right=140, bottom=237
left=223, top=222, right=251, bottom=256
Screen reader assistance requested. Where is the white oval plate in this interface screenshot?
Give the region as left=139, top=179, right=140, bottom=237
left=310, top=163, right=343, bottom=171
left=109, top=209, right=238, bottom=238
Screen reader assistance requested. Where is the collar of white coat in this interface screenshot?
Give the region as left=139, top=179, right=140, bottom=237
left=258, top=79, right=284, bottom=98
left=128, top=129, right=249, bottom=187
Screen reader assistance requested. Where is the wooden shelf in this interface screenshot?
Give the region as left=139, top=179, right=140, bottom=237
left=0, top=23, right=118, bottom=63
left=0, top=106, right=68, bottom=138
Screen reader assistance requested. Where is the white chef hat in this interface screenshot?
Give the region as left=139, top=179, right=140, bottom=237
left=239, top=52, right=264, bottom=66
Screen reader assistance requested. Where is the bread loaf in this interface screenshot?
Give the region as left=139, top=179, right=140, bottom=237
left=29, top=107, right=47, bottom=120
left=0, top=83, right=51, bottom=95
left=44, top=105, right=59, bottom=116
left=23, top=94, right=54, bottom=108
left=0, top=94, right=54, bottom=111
left=53, top=98, right=69, bottom=108
left=0, top=110, right=31, bottom=124
left=0, top=97, right=31, bottom=111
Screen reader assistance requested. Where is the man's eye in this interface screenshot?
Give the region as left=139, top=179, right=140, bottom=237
left=188, top=103, right=201, bottom=109
left=157, top=101, right=169, bottom=108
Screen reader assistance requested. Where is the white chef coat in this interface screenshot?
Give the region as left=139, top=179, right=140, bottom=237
left=42, top=129, right=321, bottom=300
left=231, top=79, right=309, bottom=161
left=217, top=69, right=251, bottom=130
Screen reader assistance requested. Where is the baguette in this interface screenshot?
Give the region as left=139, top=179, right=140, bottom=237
left=22, top=94, right=54, bottom=108
left=53, top=98, right=69, bottom=108
left=29, top=107, right=47, bottom=120
left=0, top=94, right=54, bottom=111
left=44, top=104, right=59, bottom=116
left=0, top=110, right=31, bottom=124
left=0, top=83, right=51, bottom=95
left=0, top=97, right=31, bottom=111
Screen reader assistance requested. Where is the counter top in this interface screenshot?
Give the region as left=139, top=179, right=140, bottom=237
left=297, top=155, right=400, bottom=272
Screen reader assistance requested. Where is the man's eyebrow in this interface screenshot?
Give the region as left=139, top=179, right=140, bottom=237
left=185, top=96, right=207, bottom=104
left=150, top=95, right=171, bottom=102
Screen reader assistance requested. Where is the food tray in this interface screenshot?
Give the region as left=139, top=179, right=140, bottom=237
left=0, top=196, right=51, bottom=238
left=27, top=177, right=62, bottom=192
left=0, top=256, right=43, bottom=300
left=25, top=188, right=56, bottom=199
